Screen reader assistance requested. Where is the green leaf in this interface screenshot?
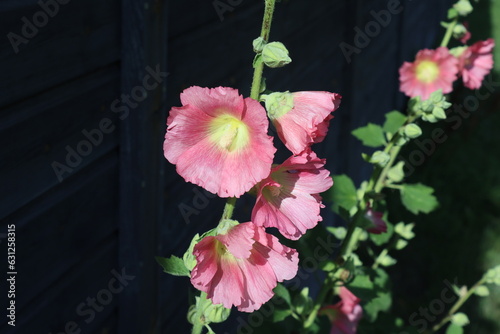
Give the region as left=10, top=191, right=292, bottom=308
left=383, top=110, right=407, bottom=134
left=400, top=183, right=439, bottom=214
left=273, top=284, right=292, bottom=306
left=349, top=268, right=391, bottom=322
left=395, top=239, right=409, bottom=250
left=483, top=265, right=500, bottom=285
left=155, top=255, right=190, bottom=277
left=446, top=323, right=464, bottom=334
left=451, top=313, right=470, bottom=327
left=272, top=308, right=292, bottom=323
left=327, top=226, right=347, bottom=240
left=387, top=161, right=405, bottom=183
left=352, top=123, right=387, bottom=147
left=395, top=222, right=416, bottom=240
left=378, top=254, right=397, bottom=267
left=370, top=221, right=394, bottom=246
left=474, top=285, right=490, bottom=296
left=330, top=174, right=358, bottom=213
left=293, top=287, right=313, bottom=315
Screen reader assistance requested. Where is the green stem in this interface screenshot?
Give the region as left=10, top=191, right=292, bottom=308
left=303, top=276, right=334, bottom=328
left=440, top=17, right=459, bottom=47
left=431, top=278, right=485, bottom=333
left=220, top=197, right=237, bottom=221
left=250, top=0, right=276, bottom=100
left=192, top=321, right=204, bottom=334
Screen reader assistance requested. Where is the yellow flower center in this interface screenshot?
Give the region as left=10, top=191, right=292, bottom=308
left=415, top=60, right=440, bottom=83
left=208, top=114, right=250, bottom=152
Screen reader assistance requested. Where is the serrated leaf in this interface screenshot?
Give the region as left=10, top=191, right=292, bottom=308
left=400, top=183, right=439, bottom=214
left=352, top=123, right=387, bottom=147
left=273, top=284, right=292, bottom=306
left=383, top=110, right=407, bottom=134
left=451, top=313, right=470, bottom=326
left=474, top=285, right=490, bottom=296
left=446, top=323, right=464, bottom=334
left=155, top=255, right=190, bottom=277
left=330, top=175, right=358, bottom=213
left=395, top=239, right=409, bottom=250
left=387, top=161, right=405, bottom=183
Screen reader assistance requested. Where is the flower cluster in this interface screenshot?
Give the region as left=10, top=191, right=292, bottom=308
left=164, top=86, right=340, bottom=311
left=399, top=38, right=494, bottom=100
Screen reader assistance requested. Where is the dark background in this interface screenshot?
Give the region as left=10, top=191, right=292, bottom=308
left=1, top=0, right=498, bottom=333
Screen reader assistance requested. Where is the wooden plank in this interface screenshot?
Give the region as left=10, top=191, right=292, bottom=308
left=0, top=240, right=118, bottom=334
left=0, top=152, right=118, bottom=318
left=118, top=0, right=168, bottom=332
left=0, top=0, right=120, bottom=107
left=0, top=66, right=120, bottom=219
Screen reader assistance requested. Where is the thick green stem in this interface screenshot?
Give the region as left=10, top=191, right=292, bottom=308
left=220, top=197, right=237, bottom=221
left=250, top=0, right=276, bottom=100
left=440, top=17, right=459, bottom=47
left=303, top=276, right=334, bottom=329
left=431, top=278, right=485, bottom=333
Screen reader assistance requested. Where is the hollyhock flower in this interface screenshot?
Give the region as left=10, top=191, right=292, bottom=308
left=251, top=149, right=333, bottom=240
left=164, top=86, right=276, bottom=198
left=399, top=47, right=459, bottom=100
left=365, top=206, right=387, bottom=234
left=320, top=287, right=363, bottom=334
left=458, top=39, right=495, bottom=90
left=190, top=221, right=299, bottom=312
left=263, top=91, right=341, bottom=155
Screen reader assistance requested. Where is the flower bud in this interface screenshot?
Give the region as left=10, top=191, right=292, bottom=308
left=404, top=124, right=422, bottom=138
left=370, top=151, right=390, bottom=167
left=253, top=37, right=266, bottom=53
left=261, top=42, right=292, bottom=68
left=261, top=91, right=294, bottom=119
left=453, top=0, right=473, bottom=16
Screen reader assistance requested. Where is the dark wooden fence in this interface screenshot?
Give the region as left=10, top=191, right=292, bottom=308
left=0, top=0, right=452, bottom=333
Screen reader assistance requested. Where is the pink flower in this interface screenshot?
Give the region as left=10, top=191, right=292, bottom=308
left=251, top=149, right=333, bottom=240
left=190, top=221, right=299, bottom=312
left=321, top=287, right=363, bottom=334
left=458, top=39, right=495, bottom=90
left=399, top=47, right=459, bottom=100
left=365, top=207, right=387, bottom=234
left=264, top=91, right=341, bottom=155
left=164, top=86, right=276, bottom=198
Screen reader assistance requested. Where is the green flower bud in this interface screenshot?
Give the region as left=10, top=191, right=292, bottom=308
left=370, top=151, right=390, bottom=167
left=261, top=91, right=294, bottom=119
left=432, top=106, right=447, bottom=120
left=203, top=301, right=231, bottom=323
left=453, top=0, right=473, bottom=16
left=253, top=37, right=266, bottom=53
left=261, top=42, right=292, bottom=68
left=404, top=124, right=422, bottom=138
left=449, top=46, right=468, bottom=58
left=183, top=233, right=200, bottom=271
left=452, top=23, right=468, bottom=40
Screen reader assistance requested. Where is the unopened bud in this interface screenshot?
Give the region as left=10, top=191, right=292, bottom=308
left=261, top=42, right=292, bottom=68
left=404, top=124, right=422, bottom=139
left=453, top=0, right=473, bottom=16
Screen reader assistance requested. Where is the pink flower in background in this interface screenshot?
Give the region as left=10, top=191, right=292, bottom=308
left=321, top=287, right=363, bottom=334
left=252, top=149, right=333, bottom=240
left=190, top=222, right=299, bottom=312
left=264, top=91, right=341, bottom=155
left=365, top=206, right=387, bottom=234
left=164, top=86, right=276, bottom=198
left=399, top=47, right=459, bottom=100
left=458, top=38, right=495, bottom=90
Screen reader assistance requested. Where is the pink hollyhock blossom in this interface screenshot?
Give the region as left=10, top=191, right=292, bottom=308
left=251, top=149, right=333, bottom=240
left=365, top=206, right=387, bottom=234
left=458, top=39, right=495, bottom=90
left=399, top=47, right=459, bottom=100
left=164, top=86, right=276, bottom=198
left=264, top=91, right=341, bottom=155
left=321, top=287, right=363, bottom=334
left=190, top=221, right=299, bottom=312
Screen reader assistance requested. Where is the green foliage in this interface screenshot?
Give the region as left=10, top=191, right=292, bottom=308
left=483, top=265, right=500, bottom=285
left=155, top=255, right=190, bottom=277
left=352, top=123, right=387, bottom=148
left=451, top=312, right=470, bottom=326
left=273, top=284, right=292, bottom=306
left=329, top=174, right=358, bottom=213
left=349, top=268, right=392, bottom=322
left=294, top=287, right=314, bottom=315
left=370, top=221, right=394, bottom=246
left=400, top=183, right=439, bottom=214
left=446, top=323, right=464, bottom=334
left=383, top=110, right=407, bottom=135
left=394, top=222, right=415, bottom=240
left=387, top=161, right=405, bottom=183
left=474, top=285, right=490, bottom=296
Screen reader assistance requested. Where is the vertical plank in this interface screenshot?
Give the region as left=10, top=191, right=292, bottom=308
left=119, top=0, right=168, bottom=332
